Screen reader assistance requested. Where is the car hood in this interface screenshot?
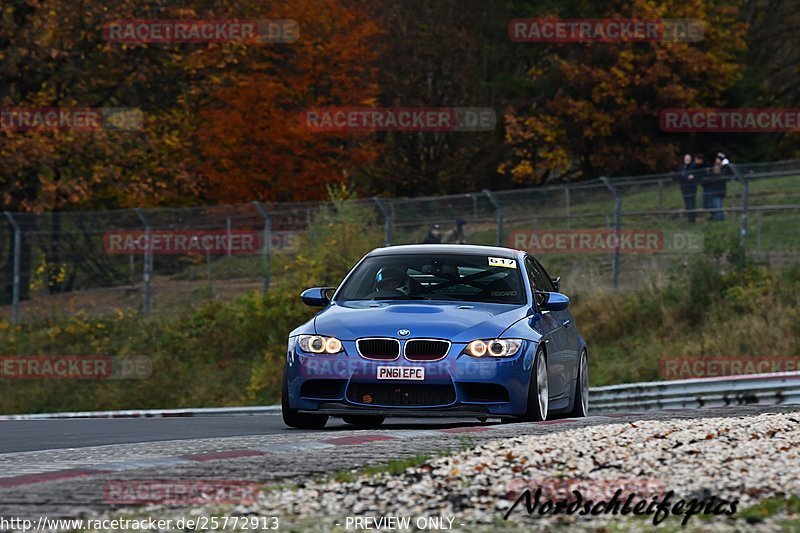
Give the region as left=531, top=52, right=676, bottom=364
left=313, top=300, right=529, bottom=342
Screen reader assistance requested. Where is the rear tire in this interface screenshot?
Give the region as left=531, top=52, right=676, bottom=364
left=568, top=349, right=589, bottom=418
left=282, top=368, right=328, bottom=429
left=519, top=347, right=548, bottom=422
left=342, top=415, right=385, bottom=427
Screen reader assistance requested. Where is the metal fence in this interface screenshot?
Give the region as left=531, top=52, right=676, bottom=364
left=2, top=159, right=800, bottom=324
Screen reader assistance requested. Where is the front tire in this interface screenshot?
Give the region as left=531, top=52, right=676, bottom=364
left=282, top=368, right=328, bottom=429
left=519, top=347, right=548, bottom=422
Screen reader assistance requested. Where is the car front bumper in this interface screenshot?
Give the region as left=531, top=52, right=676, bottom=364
left=285, top=339, right=537, bottom=417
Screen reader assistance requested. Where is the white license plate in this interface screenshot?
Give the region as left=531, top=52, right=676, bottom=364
left=376, top=366, right=425, bottom=380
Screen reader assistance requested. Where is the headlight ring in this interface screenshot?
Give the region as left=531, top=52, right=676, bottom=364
left=465, top=338, right=522, bottom=358
left=298, top=334, right=343, bottom=354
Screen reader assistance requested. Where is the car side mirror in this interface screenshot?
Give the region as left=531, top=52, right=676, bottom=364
left=300, top=287, right=334, bottom=307
left=539, top=291, right=570, bottom=311
left=551, top=276, right=561, bottom=292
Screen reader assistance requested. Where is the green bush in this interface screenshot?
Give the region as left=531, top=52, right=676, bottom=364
left=0, top=206, right=798, bottom=413
left=577, top=240, right=800, bottom=385
left=0, top=189, right=383, bottom=414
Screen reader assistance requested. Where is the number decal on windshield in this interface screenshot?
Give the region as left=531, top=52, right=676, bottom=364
left=488, top=257, right=517, bottom=269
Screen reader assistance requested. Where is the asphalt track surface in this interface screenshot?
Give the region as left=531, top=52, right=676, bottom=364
left=0, top=415, right=488, bottom=454
left=0, top=404, right=796, bottom=523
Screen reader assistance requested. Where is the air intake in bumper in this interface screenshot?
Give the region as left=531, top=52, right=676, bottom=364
left=346, top=383, right=456, bottom=406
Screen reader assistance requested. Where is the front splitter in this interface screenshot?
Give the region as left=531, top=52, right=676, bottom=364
left=300, top=403, right=516, bottom=419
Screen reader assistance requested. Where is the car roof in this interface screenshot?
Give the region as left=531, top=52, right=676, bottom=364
left=367, top=244, right=523, bottom=259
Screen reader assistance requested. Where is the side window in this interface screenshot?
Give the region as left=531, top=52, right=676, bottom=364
left=526, top=257, right=551, bottom=291
left=532, top=258, right=556, bottom=292
left=525, top=257, right=548, bottom=307
left=523, top=258, right=536, bottom=289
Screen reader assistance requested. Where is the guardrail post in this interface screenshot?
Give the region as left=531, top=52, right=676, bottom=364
left=731, top=164, right=748, bottom=256
left=482, top=189, right=504, bottom=246
left=253, top=201, right=272, bottom=294
left=372, top=197, right=393, bottom=247
left=600, top=177, right=621, bottom=289
left=133, top=208, right=152, bottom=315
left=4, top=212, right=21, bottom=325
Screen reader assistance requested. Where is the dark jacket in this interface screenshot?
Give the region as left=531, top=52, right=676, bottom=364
left=694, top=161, right=712, bottom=190
left=422, top=230, right=441, bottom=244
left=704, top=162, right=730, bottom=197
left=673, top=161, right=697, bottom=193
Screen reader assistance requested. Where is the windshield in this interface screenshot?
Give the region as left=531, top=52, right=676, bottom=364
left=336, top=253, right=525, bottom=305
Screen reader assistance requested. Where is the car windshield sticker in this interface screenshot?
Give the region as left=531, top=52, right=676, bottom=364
left=488, top=257, right=517, bottom=269
left=491, top=290, right=517, bottom=297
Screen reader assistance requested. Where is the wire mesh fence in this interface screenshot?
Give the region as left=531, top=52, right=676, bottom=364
left=2, top=159, right=800, bottom=323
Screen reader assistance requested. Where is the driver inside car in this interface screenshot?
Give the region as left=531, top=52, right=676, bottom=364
left=374, top=266, right=411, bottom=295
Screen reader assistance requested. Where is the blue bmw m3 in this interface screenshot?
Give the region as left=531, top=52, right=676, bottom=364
left=282, top=244, right=588, bottom=428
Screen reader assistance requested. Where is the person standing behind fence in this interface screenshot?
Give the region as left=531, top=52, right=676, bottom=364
left=673, top=153, right=697, bottom=223
left=707, top=152, right=731, bottom=221
left=693, top=153, right=713, bottom=217
left=443, top=219, right=467, bottom=244
left=422, top=224, right=442, bottom=244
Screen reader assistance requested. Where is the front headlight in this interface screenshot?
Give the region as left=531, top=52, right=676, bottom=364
left=465, top=339, right=523, bottom=358
left=298, top=334, right=343, bottom=354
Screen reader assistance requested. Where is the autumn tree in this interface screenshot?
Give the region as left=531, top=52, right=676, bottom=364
left=729, top=0, right=800, bottom=160
left=355, top=0, right=514, bottom=197
left=197, top=0, right=382, bottom=203
left=0, top=0, right=210, bottom=299
left=500, top=0, right=748, bottom=184
left=0, top=0, right=209, bottom=213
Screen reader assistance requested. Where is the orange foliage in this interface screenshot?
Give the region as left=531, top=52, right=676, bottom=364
left=501, top=0, right=748, bottom=184
left=198, top=0, right=382, bottom=202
